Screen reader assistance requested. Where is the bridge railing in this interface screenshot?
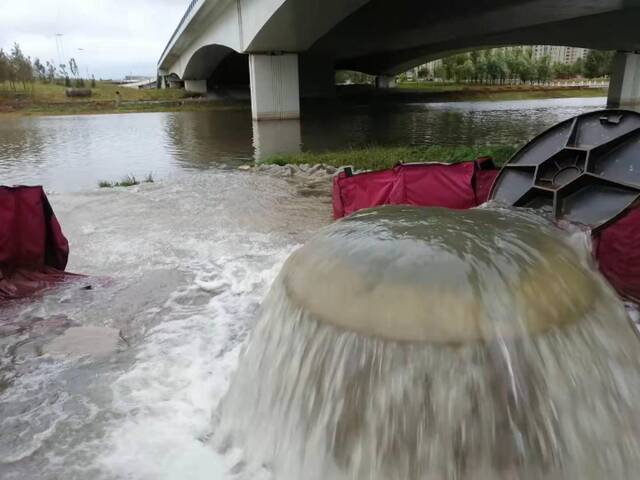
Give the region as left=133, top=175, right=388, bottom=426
left=158, top=0, right=202, bottom=67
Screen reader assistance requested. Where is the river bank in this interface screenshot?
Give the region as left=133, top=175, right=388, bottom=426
left=260, top=145, right=519, bottom=172
left=0, top=80, right=607, bottom=116
left=337, top=83, right=608, bottom=104
left=0, top=81, right=247, bottom=116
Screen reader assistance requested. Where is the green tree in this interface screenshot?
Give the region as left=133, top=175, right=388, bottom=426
left=45, top=60, right=57, bottom=83
left=504, top=49, right=520, bottom=82
left=496, top=50, right=509, bottom=83
left=454, top=59, right=474, bottom=82
left=69, top=58, right=79, bottom=78
left=33, top=58, right=46, bottom=82
left=7, top=46, right=18, bottom=88
left=572, top=58, right=585, bottom=77
left=552, top=62, right=573, bottom=79
left=416, top=46, right=591, bottom=85
left=335, top=70, right=374, bottom=85
left=474, top=50, right=489, bottom=83
left=10, top=43, right=33, bottom=89
left=534, top=55, right=552, bottom=84
left=583, top=50, right=615, bottom=78
left=433, top=63, right=446, bottom=80
left=440, top=55, right=458, bottom=80
left=469, top=50, right=482, bottom=82
left=485, top=51, right=507, bottom=84
left=0, top=49, right=8, bottom=87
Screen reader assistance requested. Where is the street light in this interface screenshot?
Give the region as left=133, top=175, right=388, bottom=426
left=77, top=48, right=90, bottom=78
left=54, top=33, right=65, bottom=66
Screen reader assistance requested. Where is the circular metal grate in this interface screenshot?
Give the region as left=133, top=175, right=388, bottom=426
left=490, top=109, right=640, bottom=231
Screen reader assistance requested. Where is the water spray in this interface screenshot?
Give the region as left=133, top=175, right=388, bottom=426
left=217, top=205, right=640, bottom=479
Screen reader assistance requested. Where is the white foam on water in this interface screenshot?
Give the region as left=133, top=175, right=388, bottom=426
left=94, top=244, right=292, bottom=480
left=1, top=170, right=329, bottom=479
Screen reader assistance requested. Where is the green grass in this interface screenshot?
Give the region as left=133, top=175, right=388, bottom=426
left=1, top=80, right=608, bottom=116
left=394, top=82, right=607, bottom=101
left=98, top=173, right=155, bottom=188
left=14, top=99, right=247, bottom=116
left=396, top=81, right=470, bottom=92
left=262, top=145, right=519, bottom=172
left=0, top=80, right=189, bottom=102
left=0, top=80, right=248, bottom=116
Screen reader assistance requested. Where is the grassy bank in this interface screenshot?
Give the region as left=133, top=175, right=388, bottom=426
left=1, top=80, right=608, bottom=116
left=393, top=82, right=607, bottom=102
left=0, top=81, right=246, bottom=116
left=262, top=145, right=519, bottom=172
left=14, top=99, right=248, bottom=116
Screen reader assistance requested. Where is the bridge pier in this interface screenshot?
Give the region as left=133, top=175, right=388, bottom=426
left=249, top=53, right=300, bottom=121
left=375, top=75, right=397, bottom=89
left=184, top=79, right=208, bottom=94
left=253, top=120, right=302, bottom=160
left=608, top=51, right=640, bottom=107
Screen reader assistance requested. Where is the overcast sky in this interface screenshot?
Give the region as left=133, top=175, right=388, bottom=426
left=0, top=0, right=189, bottom=79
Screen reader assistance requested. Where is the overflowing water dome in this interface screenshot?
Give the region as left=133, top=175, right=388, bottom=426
left=217, top=205, right=640, bottom=479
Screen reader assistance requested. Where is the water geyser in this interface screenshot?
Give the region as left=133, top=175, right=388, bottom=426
left=218, top=205, right=640, bottom=479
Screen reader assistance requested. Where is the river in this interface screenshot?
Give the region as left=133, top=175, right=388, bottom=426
left=0, top=96, right=608, bottom=190
left=0, top=96, right=617, bottom=479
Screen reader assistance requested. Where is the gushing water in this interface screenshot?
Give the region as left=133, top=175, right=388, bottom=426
left=217, top=205, right=640, bottom=480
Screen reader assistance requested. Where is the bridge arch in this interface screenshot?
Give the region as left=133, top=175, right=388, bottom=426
left=181, top=44, right=237, bottom=80
left=160, top=0, right=640, bottom=117
left=182, top=44, right=249, bottom=86
left=171, top=43, right=250, bottom=93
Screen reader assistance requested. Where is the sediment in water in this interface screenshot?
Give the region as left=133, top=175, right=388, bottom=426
left=216, top=206, right=640, bottom=480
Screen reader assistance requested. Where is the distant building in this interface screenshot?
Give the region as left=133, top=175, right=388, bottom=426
left=419, top=45, right=587, bottom=78
left=531, top=45, right=588, bottom=64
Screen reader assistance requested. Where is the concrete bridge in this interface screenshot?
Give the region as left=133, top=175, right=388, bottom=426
left=158, top=0, right=640, bottom=120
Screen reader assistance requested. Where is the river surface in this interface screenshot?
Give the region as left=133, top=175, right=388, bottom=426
left=0, top=96, right=608, bottom=191
left=0, top=96, right=621, bottom=479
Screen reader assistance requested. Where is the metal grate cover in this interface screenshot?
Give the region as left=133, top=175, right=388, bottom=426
left=490, top=109, right=640, bottom=231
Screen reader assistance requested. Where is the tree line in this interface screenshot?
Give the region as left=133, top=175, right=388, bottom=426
left=428, top=48, right=615, bottom=84
left=0, top=42, right=95, bottom=90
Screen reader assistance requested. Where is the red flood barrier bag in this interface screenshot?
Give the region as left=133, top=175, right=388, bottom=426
left=0, top=186, right=77, bottom=301
left=331, top=155, right=640, bottom=304
left=594, top=207, right=640, bottom=303
left=332, top=158, right=499, bottom=219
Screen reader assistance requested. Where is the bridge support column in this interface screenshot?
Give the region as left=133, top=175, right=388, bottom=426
left=375, top=75, right=396, bottom=89
left=253, top=120, right=302, bottom=161
left=249, top=53, right=300, bottom=121
left=608, top=51, right=640, bottom=107
left=184, top=79, right=208, bottom=94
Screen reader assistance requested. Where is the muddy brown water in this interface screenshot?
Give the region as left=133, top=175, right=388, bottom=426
left=2, top=96, right=635, bottom=479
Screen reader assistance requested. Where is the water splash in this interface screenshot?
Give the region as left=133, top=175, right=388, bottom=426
left=217, top=205, right=640, bottom=480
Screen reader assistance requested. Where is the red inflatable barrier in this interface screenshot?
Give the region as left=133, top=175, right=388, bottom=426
left=594, top=207, right=640, bottom=303
left=332, top=158, right=499, bottom=219
left=0, top=186, right=77, bottom=301
left=331, top=158, right=640, bottom=303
